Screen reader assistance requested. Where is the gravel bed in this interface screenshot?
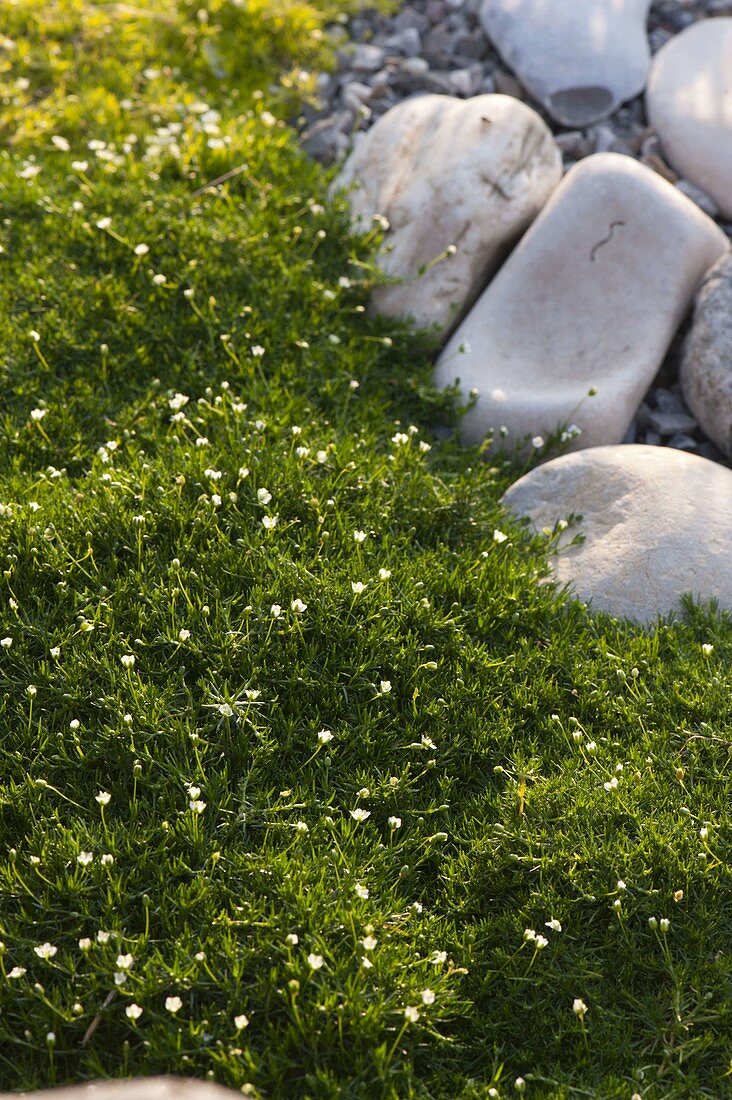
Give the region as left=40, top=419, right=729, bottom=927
left=295, top=0, right=732, bottom=464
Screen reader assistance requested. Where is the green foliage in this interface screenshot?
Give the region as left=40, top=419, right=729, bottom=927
left=0, top=3, right=730, bottom=1099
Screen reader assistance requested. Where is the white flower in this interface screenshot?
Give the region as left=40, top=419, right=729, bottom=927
left=392, top=432, right=409, bottom=445
left=531, top=436, right=545, bottom=449
left=493, top=529, right=508, bottom=543
left=77, top=851, right=93, bottom=866
left=317, top=729, right=333, bottom=744
left=354, top=883, right=369, bottom=899
left=291, top=598, right=307, bottom=614
left=361, top=935, right=377, bottom=951
left=152, top=273, right=166, bottom=285
left=430, top=951, right=447, bottom=965
left=350, top=808, right=371, bottom=823
left=257, top=487, right=272, bottom=505
left=187, top=786, right=201, bottom=800
left=250, top=345, right=265, bottom=357
left=296, top=446, right=310, bottom=458
left=648, top=916, right=658, bottom=929
left=604, top=777, right=618, bottom=792
left=168, top=393, right=189, bottom=411
left=361, top=956, right=373, bottom=969
left=195, top=436, right=209, bottom=447
left=71, top=159, right=89, bottom=171
left=262, top=515, right=278, bottom=530
left=307, top=953, right=324, bottom=970
left=116, top=953, right=134, bottom=970
left=404, top=1006, right=419, bottom=1023
left=178, top=628, right=191, bottom=642
left=353, top=530, right=367, bottom=543
left=234, top=1013, right=250, bottom=1029
left=189, top=800, right=206, bottom=814
left=388, top=816, right=402, bottom=830
left=270, top=604, right=282, bottom=619
left=700, top=826, right=709, bottom=840
left=573, top=998, right=588, bottom=1019
left=120, top=654, right=135, bottom=669
left=96, top=217, right=112, bottom=229
left=30, top=408, right=47, bottom=421
left=101, top=853, right=114, bottom=866
left=535, top=934, right=548, bottom=949
left=585, top=741, right=597, bottom=756
left=545, top=919, right=562, bottom=933
left=421, top=989, right=435, bottom=1005
left=50, top=646, right=60, bottom=658
left=378, top=568, right=391, bottom=580
left=1, top=637, right=12, bottom=649
left=701, top=643, right=714, bottom=656
left=294, top=821, right=309, bottom=833
left=125, top=1003, right=143, bottom=1021
left=96, top=930, right=111, bottom=944
left=351, top=581, right=366, bottom=595
left=316, top=450, right=328, bottom=464
left=8, top=965, right=27, bottom=978
left=379, top=680, right=392, bottom=694
left=34, top=943, right=57, bottom=959
left=285, top=933, right=299, bottom=945
left=134, top=243, right=149, bottom=256
left=523, top=928, right=536, bottom=943
left=78, top=938, right=92, bottom=951
left=96, top=791, right=111, bottom=806
left=660, top=918, right=670, bottom=933
left=166, top=996, right=183, bottom=1013
left=515, top=1078, right=526, bottom=1094
left=419, top=441, right=431, bottom=453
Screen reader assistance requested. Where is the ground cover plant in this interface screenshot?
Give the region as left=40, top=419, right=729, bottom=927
left=0, top=3, right=731, bottom=1098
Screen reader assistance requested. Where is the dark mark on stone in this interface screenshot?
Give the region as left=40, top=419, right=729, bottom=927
left=590, top=220, right=626, bottom=262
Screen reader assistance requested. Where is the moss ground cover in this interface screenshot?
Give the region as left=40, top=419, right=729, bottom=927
left=0, top=4, right=731, bottom=1098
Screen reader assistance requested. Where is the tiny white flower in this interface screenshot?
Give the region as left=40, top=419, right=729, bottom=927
left=262, top=515, right=278, bottom=530
left=545, top=919, right=562, bottom=933
left=95, top=791, right=111, bottom=806
left=307, top=953, right=324, bottom=970
left=316, top=450, right=328, bottom=464
left=133, top=243, right=149, bottom=256
left=291, top=598, right=307, bottom=613
left=285, top=933, right=299, bottom=945
left=30, top=408, right=47, bottom=421
left=353, top=530, right=367, bottom=543
left=700, top=826, right=709, bottom=840
left=250, top=345, right=265, bottom=357
left=1, top=637, right=12, bottom=649
left=168, top=393, right=189, bottom=411
left=125, top=1003, right=143, bottom=1021
left=531, top=436, right=545, bottom=449
left=604, top=777, right=618, bottom=792
left=97, top=930, right=111, bottom=944
left=77, top=851, right=93, bottom=866
left=421, top=989, right=436, bottom=1005
left=379, top=680, right=392, bottom=694
left=116, top=953, right=134, bottom=970
left=388, top=816, right=402, bottom=830
left=166, top=996, right=183, bottom=1013
left=361, top=956, right=373, bottom=969
left=585, top=741, right=597, bottom=756
left=101, top=853, right=114, bottom=866
left=270, top=604, right=282, bottom=619
left=78, top=938, right=92, bottom=951
left=178, top=628, right=191, bottom=642
left=361, top=935, right=377, bottom=951
left=350, top=808, right=371, bottom=823
left=120, top=654, right=135, bottom=669
left=493, top=529, right=508, bottom=543
left=34, top=943, right=57, bottom=959
left=189, top=799, right=206, bottom=814
left=317, top=729, right=333, bottom=744
left=96, top=217, right=112, bottom=229
left=296, top=446, right=310, bottom=458
left=648, top=916, right=658, bottom=930
left=418, top=440, right=431, bottom=452
left=378, top=569, right=391, bottom=580
left=404, top=1005, right=419, bottom=1023
left=430, top=950, right=447, bottom=965
left=354, top=883, right=369, bottom=899
left=8, top=966, right=27, bottom=979
left=234, top=1013, right=250, bottom=1029
left=523, top=928, right=537, bottom=943
left=257, top=487, right=272, bottom=505
left=50, top=646, right=60, bottom=658
left=152, top=273, right=166, bottom=285
left=701, top=643, right=714, bottom=656
left=660, top=918, right=670, bottom=933
left=351, top=581, right=366, bottom=595
left=71, top=160, right=89, bottom=172
left=294, top=821, right=309, bottom=833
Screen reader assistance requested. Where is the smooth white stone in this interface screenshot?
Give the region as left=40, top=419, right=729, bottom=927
left=681, top=252, right=732, bottom=458
left=480, top=0, right=652, bottom=126
left=1, top=1081, right=235, bottom=1099
left=332, top=94, right=562, bottom=340
left=502, top=445, right=732, bottom=623
left=434, top=153, right=728, bottom=454
left=647, top=18, right=732, bottom=221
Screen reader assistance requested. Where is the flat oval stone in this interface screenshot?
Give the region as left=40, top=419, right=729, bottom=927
left=434, top=153, right=728, bottom=455
left=502, top=445, right=732, bottom=623
left=480, top=0, right=652, bottom=126
left=331, top=94, right=562, bottom=340
left=646, top=18, right=732, bottom=221
left=681, top=252, right=732, bottom=458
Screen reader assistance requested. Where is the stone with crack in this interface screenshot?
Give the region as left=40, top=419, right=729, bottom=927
left=330, top=93, right=562, bottom=341
left=434, top=153, right=728, bottom=455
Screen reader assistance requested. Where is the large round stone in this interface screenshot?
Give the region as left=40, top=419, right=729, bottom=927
left=0, top=1081, right=236, bottom=1099
left=502, top=445, right=732, bottom=623
left=481, top=0, right=652, bottom=126
left=646, top=18, right=732, bottom=221
left=331, top=94, right=562, bottom=341
left=434, top=153, right=728, bottom=455
left=681, top=252, right=732, bottom=459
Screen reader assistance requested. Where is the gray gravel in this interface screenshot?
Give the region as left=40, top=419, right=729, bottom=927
left=295, top=0, right=732, bottom=464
